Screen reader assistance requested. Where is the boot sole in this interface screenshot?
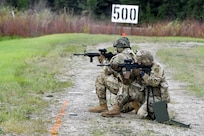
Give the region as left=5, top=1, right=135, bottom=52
left=88, top=109, right=108, bottom=113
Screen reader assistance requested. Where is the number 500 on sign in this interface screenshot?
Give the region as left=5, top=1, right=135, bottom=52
left=111, top=4, right=139, bottom=24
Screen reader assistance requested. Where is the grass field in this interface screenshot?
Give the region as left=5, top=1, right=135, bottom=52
left=0, top=33, right=204, bottom=135
left=158, top=45, right=204, bottom=96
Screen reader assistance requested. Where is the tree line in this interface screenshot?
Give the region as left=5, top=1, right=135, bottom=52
left=1, top=0, right=204, bottom=23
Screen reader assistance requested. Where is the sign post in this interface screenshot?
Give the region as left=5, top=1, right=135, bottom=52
left=111, top=4, right=139, bottom=35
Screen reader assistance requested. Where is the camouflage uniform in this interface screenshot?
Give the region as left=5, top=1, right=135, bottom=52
left=95, top=71, right=119, bottom=105
left=132, top=50, right=170, bottom=119
left=137, top=61, right=170, bottom=119
left=100, top=40, right=148, bottom=117
left=116, top=78, right=145, bottom=110
left=109, top=48, right=145, bottom=108
left=100, top=58, right=146, bottom=117
left=101, top=50, right=170, bottom=118
left=89, top=37, right=139, bottom=113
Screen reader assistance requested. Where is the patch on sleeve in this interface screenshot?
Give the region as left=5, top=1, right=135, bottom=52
left=154, top=67, right=160, bottom=73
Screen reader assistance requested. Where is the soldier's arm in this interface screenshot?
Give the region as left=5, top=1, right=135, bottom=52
left=141, top=62, right=163, bottom=87
left=141, top=62, right=170, bottom=102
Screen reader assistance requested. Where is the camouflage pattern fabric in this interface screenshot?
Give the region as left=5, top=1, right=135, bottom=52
left=109, top=48, right=136, bottom=82
left=106, top=48, right=146, bottom=109
left=137, top=61, right=170, bottom=119
left=105, top=49, right=170, bottom=118
left=110, top=48, right=135, bottom=66
left=116, top=80, right=145, bottom=108
left=113, top=37, right=130, bottom=48
left=95, top=48, right=137, bottom=108
left=95, top=73, right=119, bottom=105
left=95, top=48, right=135, bottom=103
left=95, top=73, right=142, bottom=112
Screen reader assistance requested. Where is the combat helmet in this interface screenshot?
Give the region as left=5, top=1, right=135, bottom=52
left=136, top=50, right=154, bottom=66
left=113, top=37, right=130, bottom=48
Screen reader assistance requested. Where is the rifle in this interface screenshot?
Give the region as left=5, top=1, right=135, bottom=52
left=97, top=59, right=152, bottom=79
left=73, top=48, right=114, bottom=62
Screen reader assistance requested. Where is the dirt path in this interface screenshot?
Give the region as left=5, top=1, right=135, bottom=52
left=48, top=42, right=204, bottom=136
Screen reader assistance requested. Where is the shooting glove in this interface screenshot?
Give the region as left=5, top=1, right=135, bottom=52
left=98, top=54, right=105, bottom=64
left=140, top=71, right=145, bottom=77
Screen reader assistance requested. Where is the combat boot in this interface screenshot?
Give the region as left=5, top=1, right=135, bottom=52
left=88, top=104, right=108, bottom=113
left=121, top=102, right=134, bottom=113
left=101, top=104, right=121, bottom=117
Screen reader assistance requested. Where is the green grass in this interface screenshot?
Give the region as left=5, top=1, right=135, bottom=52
left=157, top=43, right=204, bottom=96
left=0, top=33, right=204, bottom=135
left=0, top=33, right=119, bottom=135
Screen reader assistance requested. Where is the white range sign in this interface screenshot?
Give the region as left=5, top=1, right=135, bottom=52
left=111, top=4, right=139, bottom=24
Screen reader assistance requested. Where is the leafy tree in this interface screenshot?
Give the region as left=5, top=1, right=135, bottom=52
left=53, top=0, right=86, bottom=14
left=17, top=0, right=29, bottom=9
left=143, top=2, right=154, bottom=23
left=1, top=0, right=204, bottom=22
left=93, top=0, right=120, bottom=19
left=86, top=0, right=97, bottom=15
left=120, top=0, right=135, bottom=4
left=185, top=0, right=204, bottom=20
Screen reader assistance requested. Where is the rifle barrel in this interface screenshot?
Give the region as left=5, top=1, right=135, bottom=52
left=97, top=64, right=110, bottom=66
left=73, top=53, right=85, bottom=56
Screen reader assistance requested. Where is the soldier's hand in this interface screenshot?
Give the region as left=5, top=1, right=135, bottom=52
left=132, top=68, right=142, bottom=76
left=98, top=54, right=105, bottom=63
left=104, top=68, right=112, bottom=75
left=110, top=63, right=121, bottom=72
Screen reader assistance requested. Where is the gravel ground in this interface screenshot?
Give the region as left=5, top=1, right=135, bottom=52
left=46, top=42, right=204, bottom=136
